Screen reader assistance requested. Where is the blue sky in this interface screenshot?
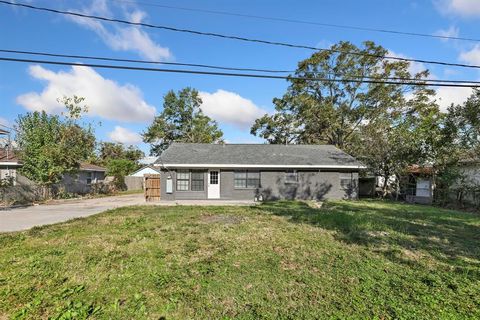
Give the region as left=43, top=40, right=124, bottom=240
left=1, top=0, right=480, bottom=154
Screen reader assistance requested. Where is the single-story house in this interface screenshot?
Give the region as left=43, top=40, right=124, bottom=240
left=61, top=163, right=107, bottom=194
left=0, top=148, right=22, bottom=185
left=129, top=165, right=161, bottom=177
left=138, top=156, right=158, bottom=165
left=0, top=148, right=106, bottom=193
left=154, top=143, right=366, bottom=201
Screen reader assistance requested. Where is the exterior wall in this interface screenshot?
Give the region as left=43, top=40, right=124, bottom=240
left=0, top=167, right=17, bottom=185
left=258, top=170, right=358, bottom=201
left=162, top=168, right=359, bottom=201
left=459, top=164, right=480, bottom=185
left=61, top=170, right=106, bottom=194
left=160, top=169, right=207, bottom=200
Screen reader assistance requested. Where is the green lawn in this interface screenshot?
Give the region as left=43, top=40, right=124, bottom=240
left=1, top=200, right=479, bottom=319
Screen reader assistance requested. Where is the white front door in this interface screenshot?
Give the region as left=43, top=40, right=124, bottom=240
left=208, top=170, right=220, bottom=199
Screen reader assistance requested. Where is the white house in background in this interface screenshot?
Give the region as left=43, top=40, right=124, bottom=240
left=138, top=156, right=158, bottom=165
left=129, top=165, right=161, bottom=177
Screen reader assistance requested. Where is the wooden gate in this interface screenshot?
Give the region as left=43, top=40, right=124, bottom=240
left=144, top=174, right=161, bottom=201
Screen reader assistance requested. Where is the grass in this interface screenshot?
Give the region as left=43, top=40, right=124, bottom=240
left=0, top=200, right=479, bottom=319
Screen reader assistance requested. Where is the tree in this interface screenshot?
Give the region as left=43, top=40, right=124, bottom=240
left=445, top=89, right=480, bottom=154
left=143, top=88, right=224, bottom=155
left=350, top=91, right=444, bottom=197
left=106, top=159, right=137, bottom=191
left=97, top=142, right=144, bottom=164
left=15, top=96, right=95, bottom=194
left=251, top=41, right=431, bottom=150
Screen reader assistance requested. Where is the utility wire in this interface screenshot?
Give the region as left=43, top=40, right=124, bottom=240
left=0, top=49, right=291, bottom=73
left=1, top=56, right=479, bottom=88
left=3, top=48, right=480, bottom=85
left=109, top=0, right=480, bottom=43
left=3, top=1, right=480, bottom=71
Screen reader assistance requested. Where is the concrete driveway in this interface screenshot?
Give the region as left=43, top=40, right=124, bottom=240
left=0, top=194, right=255, bottom=232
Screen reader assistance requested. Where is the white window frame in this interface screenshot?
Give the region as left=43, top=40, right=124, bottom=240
left=176, top=170, right=190, bottom=191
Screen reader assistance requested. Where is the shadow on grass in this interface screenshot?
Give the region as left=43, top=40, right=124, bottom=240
left=254, top=200, right=480, bottom=269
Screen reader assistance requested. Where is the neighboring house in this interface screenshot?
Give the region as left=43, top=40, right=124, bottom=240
left=154, top=143, right=366, bottom=201
left=61, top=163, right=107, bottom=194
left=402, top=165, right=434, bottom=204
left=0, top=148, right=21, bottom=185
left=138, top=156, right=158, bottom=165
left=129, top=165, right=161, bottom=177
left=0, top=148, right=106, bottom=193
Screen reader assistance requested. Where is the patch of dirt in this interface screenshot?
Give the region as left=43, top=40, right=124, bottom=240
left=365, top=231, right=390, bottom=238
left=401, top=248, right=425, bottom=261
left=307, top=201, right=324, bottom=209
left=200, top=214, right=244, bottom=225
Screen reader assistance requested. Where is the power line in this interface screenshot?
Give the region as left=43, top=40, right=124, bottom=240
left=0, top=49, right=291, bottom=73
left=4, top=48, right=480, bottom=85
left=109, top=0, right=480, bottom=43
left=1, top=56, right=479, bottom=88
left=3, top=1, right=480, bottom=71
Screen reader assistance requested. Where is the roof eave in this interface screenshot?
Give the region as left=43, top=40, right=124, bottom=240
left=155, top=163, right=366, bottom=170
left=0, top=161, right=22, bottom=166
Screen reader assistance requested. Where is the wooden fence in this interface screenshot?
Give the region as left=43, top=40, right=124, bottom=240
left=144, top=174, right=161, bottom=201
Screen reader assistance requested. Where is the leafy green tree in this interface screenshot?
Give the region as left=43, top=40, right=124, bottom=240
left=106, top=159, right=137, bottom=191
left=97, top=142, right=144, bottom=164
left=445, top=89, right=480, bottom=154
left=15, top=96, right=95, bottom=195
left=143, top=87, right=224, bottom=155
left=350, top=90, right=444, bottom=197
left=251, top=41, right=431, bottom=150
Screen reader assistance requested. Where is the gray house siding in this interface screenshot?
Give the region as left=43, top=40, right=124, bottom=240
left=161, top=168, right=358, bottom=201
left=160, top=169, right=208, bottom=200
left=61, top=170, right=106, bottom=194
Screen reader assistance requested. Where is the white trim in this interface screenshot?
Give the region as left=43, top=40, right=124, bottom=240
left=156, top=163, right=366, bottom=169
left=80, top=168, right=106, bottom=172
left=0, top=162, right=21, bottom=166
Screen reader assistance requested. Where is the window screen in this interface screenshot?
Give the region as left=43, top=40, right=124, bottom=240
left=340, top=178, right=352, bottom=190
left=234, top=171, right=260, bottom=188
left=191, top=171, right=204, bottom=191
left=176, top=170, right=190, bottom=191
left=247, top=171, right=260, bottom=188
left=285, top=170, right=298, bottom=183
left=86, top=172, right=93, bottom=185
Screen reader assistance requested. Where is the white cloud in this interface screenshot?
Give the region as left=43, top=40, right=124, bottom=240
left=436, top=86, right=473, bottom=111
left=68, top=0, right=172, bottom=61
left=388, top=50, right=428, bottom=76
left=108, top=126, right=142, bottom=144
left=17, top=65, right=156, bottom=123
left=436, top=0, right=480, bottom=17
left=434, top=25, right=459, bottom=41
left=198, top=90, right=267, bottom=128
left=459, top=44, right=480, bottom=65
left=0, top=117, right=9, bottom=127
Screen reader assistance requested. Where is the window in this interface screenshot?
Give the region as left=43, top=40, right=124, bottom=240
left=176, top=170, right=190, bottom=191
left=247, top=171, right=260, bottom=188
left=340, top=178, right=352, bottom=190
left=285, top=170, right=298, bottom=183
left=191, top=171, right=204, bottom=191
left=209, top=171, right=219, bottom=185
left=234, top=171, right=260, bottom=188
left=86, top=172, right=93, bottom=185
